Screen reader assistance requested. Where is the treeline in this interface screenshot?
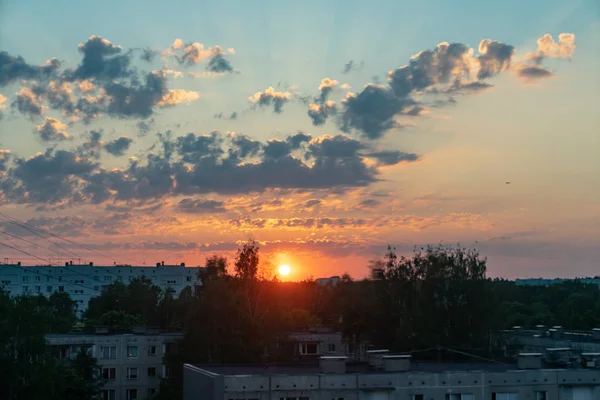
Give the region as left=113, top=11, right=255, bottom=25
left=2, top=241, right=600, bottom=400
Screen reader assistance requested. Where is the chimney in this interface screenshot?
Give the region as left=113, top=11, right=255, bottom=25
left=156, top=262, right=161, bottom=267
left=383, top=355, right=411, bottom=372
left=319, top=356, right=347, bottom=374
left=65, top=262, right=69, bottom=267
left=518, top=353, right=543, bottom=369
left=161, top=261, right=165, bottom=266
left=180, top=262, right=185, bottom=267
left=89, top=262, right=93, bottom=266
left=367, top=349, right=389, bottom=370
left=17, top=261, right=21, bottom=266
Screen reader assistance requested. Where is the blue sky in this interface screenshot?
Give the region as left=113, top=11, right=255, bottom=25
left=0, top=0, right=598, bottom=278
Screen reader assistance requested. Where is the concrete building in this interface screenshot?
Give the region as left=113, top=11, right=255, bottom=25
left=46, top=329, right=182, bottom=400
left=183, top=354, right=600, bottom=400
left=501, top=327, right=600, bottom=356
left=0, top=261, right=202, bottom=315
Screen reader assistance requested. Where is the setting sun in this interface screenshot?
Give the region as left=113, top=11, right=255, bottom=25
left=278, top=265, right=291, bottom=276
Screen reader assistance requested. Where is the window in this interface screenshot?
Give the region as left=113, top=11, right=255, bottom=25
left=102, top=368, right=116, bottom=380
left=35, top=276, right=40, bottom=281
left=93, top=276, right=99, bottom=281
left=126, top=389, right=138, bottom=400
left=46, top=286, right=52, bottom=292
left=1, top=280, right=11, bottom=284
left=412, top=396, right=424, bottom=400
left=148, top=388, right=156, bottom=397
left=127, top=345, right=138, bottom=357
left=148, top=345, right=157, bottom=355
left=167, top=280, right=176, bottom=284
left=126, top=367, right=138, bottom=379
left=22, top=286, right=28, bottom=293
left=299, top=343, right=318, bottom=355
left=186, top=276, right=191, bottom=282
left=492, top=393, right=518, bottom=400
left=58, top=276, right=62, bottom=281
left=35, top=286, right=41, bottom=292
left=148, top=367, right=157, bottom=377
left=104, top=276, right=111, bottom=282
left=74, top=280, right=84, bottom=284
left=58, top=286, right=64, bottom=292
left=328, top=343, right=336, bottom=352
left=102, top=390, right=116, bottom=400
left=535, top=392, right=547, bottom=400
left=22, top=276, right=28, bottom=282
left=446, top=395, right=474, bottom=400
left=280, top=398, right=309, bottom=400
left=74, top=289, right=83, bottom=294
left=99, top=346, right=117, bottom=359
left=94, top=286, right=99, bottom=291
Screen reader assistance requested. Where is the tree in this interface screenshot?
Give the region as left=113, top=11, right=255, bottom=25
left=234, top=239, right=260, bottom=280
left=201, top=255, right=228, bottom=283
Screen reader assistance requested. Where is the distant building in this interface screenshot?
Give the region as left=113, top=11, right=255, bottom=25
left=46, top=328, right=182, bottom=400
left=0, top=261, right=202, bottom=315
left=315, top=276, right=341, bottom=287
left=501, top=326, right=600, bottom=356
left=515, top=278, right=600, bottom=287
left=183, top=353, right=600, bottom=400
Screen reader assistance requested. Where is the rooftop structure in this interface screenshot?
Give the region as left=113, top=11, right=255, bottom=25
left=183, top=354, right=600, bottom=400
left=0, top=261, right=202, bottom=315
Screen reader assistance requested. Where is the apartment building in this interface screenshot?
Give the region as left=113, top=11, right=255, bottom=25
left=183, top=353, right=600, bottom=400
left=46, top=329, right=182, bottom=400
left=0, top=261, right=202, bottom=314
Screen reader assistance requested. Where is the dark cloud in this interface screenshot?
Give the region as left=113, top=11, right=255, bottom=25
left=229, top=134, right=261, bottom=159
left=342, top=60, right=364, bottom=74
left=34, top=117, right=71, bottom=142
left=516, top=65, right=553, bottom=80
left=69, top=35, right=132, bottom=81
left=176, top=132, right=224, bottom=162
left=0, top=51, right=60, bottom=87
left=340, top=85, right=412, bottom=139
left=367, top=150, right=420, bottom=166
left=4, top=149, right=97, bottom=204
left=77, top=130, right=103, bottom=159
left=301, top=199, right=321, bottom=208
left=286, top=132, right=312, bottom=149
left=207, top=53, right=233, bottom=73
left=104, top=137, right=133, bottom=156
left=248, top=87, right=291, bottom=113
left=358, top=198, right=380, bottom=208
left=12, top=87, right=45, bottom=117
left=104, top=71, right=168, bottom=118
left=308, top=135, right=363, bottom=158
left=263, top=139, right=291, bottom=159
left=177, top=198, right=226, bottom=214
left=477, top=40, right=514, bottom=80
left=0, top=150, right=10, bottom=171
left=308, top=101, right=337, bottom=126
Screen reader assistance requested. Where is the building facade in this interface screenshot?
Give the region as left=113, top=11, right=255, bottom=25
left=183, top=357, right=600, bottom=400
left=0, top=261, right=202, bottom=314
left=46, top=330, right=182, bottom=400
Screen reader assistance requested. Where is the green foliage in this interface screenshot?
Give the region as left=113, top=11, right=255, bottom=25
left=234, top=239, right=260, bottom=280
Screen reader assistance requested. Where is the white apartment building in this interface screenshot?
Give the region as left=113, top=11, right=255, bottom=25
left=46, top=329, right=182, bottom=400
left=0, top=261, right=202, bottom=314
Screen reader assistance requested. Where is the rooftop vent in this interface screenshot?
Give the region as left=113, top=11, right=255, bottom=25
left=367, top=349, right=389, bottom=370
left=319, top=356, right=347, bottom=374
left=593, top=328, right=600, bottom=340
left=518, top=353, right=543, bottom=369
left=382, top=354, right=411, bottom=372
left=581, top=353, right=600, bottom=369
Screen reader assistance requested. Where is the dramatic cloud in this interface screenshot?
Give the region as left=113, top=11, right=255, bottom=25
left=229, top=134, right=261, bottom=159
left=177, top=198, right=226, bottom=214
left=156, top=89, right=200, bottom=107
left=104, top=137, right=133, bottom=156
left=103, top=71, right=168, bottom=118
left=34, top=117, right=71, bottom=141
left=249, top=87, right=292, bottom=113
left=0, top=51, right=60, bottom=87
left=308, top=101, right=337, bottom=126
left=69, top=35, right=132, bottom=81
left=12, top=87, right=45, bottom=117
left=317, top=78, right=338, bottom=103
left=516, top=33, right=576, bottom=81
left=477, top=40, right=514, bottom=79
left=263, top=139, right=292, bottom=159
left=207, top=53, right=233, bottom=73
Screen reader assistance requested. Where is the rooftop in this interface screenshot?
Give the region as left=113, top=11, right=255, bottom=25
left=192, top=361, right=517, bottom=376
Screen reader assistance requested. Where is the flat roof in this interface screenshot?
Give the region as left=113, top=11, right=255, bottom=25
left=192, top=361, right=516, bottom=376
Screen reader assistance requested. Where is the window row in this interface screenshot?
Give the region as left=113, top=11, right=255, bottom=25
left=102, top=388, right=155, bottom=400
left=102, top=366, right=158, bottom=380
left=99, top=345, right=158, bottom=359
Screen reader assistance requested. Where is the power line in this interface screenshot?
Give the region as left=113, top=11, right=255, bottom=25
left=0, top=241, right=101, bottom=293
left=0, top=212, right=142, bottom=266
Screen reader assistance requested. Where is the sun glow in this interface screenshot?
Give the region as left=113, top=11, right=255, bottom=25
left=278, top=264, right=291, bottom=276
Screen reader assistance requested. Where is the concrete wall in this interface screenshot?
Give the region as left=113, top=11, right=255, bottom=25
left=183, top=365, right=224, bottom=400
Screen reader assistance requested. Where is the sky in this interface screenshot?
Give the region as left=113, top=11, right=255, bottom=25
left=0, top=0, right=598, bottom=280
